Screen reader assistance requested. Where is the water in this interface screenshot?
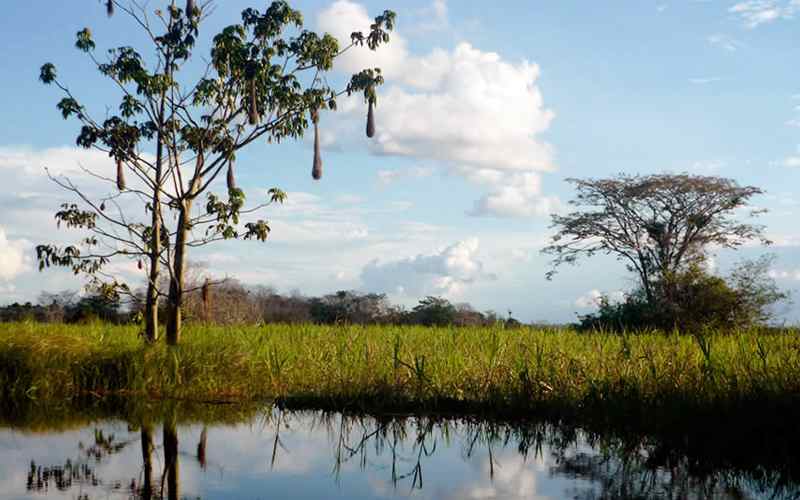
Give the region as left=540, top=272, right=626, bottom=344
left=1, top=406, right=797, bottom=499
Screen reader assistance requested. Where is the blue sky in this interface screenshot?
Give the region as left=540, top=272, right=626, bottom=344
left=0, top=0, right=798, bottom=323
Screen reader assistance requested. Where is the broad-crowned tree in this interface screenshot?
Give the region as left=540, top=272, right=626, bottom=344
left=36, top=1, right=395, bottom=343
left=543, top=173, right=770, bottom=304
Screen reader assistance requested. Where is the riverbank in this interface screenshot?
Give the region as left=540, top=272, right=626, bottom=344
left=2, top=322, right=800, bottom=429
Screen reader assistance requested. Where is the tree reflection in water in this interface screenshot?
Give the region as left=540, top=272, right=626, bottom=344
left=25, top=414, right=184, bottom=499
left=21, top=408, right=800, bottom=499
left=140, top=422, right=155, bottom=500
left=26, top=426, right=137, bottom=496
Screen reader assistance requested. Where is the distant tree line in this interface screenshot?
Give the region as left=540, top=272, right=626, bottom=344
left=1, top=291, right=122, bottom=324
left=0, top=283, right=523, bottom=328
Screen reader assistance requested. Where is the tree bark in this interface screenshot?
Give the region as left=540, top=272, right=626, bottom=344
left=143, top=134, right=164, bottom=343
left=166, top=201, right=192, bottom=345
left=143, top=47, right=170, bottom=343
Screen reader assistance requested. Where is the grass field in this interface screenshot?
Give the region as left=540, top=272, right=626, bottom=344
left=2, top=322, right=800, bottom=428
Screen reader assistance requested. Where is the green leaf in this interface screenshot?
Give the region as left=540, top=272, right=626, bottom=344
left=75, top=28, right=96, bottom=52
left=57, top=98, right=82, bottom=120
left=39, top=63, right=57, bottom=84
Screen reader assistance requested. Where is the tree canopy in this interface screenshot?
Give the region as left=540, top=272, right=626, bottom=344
left=543, top=173, right=769, bottom=303
left=36, top=1, right=396, bottom=343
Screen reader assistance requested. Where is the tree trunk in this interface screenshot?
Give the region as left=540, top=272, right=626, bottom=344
left=143, top=194, right=161, bottom=342
left=143, top=62, right=169, bottom=343
left=166, top=202, right=192, bottom=345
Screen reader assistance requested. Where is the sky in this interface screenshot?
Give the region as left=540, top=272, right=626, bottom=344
left=0, top=0, right=799, bottom=324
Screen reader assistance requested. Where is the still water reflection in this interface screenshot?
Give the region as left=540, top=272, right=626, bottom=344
left=1, top=407, right=797, bottom=499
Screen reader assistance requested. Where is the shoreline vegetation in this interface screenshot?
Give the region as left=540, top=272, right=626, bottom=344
left=2, top=322, right=800, bottom=432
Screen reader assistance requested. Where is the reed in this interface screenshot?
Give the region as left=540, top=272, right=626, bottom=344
left=2, top=322, right=799, bottom=428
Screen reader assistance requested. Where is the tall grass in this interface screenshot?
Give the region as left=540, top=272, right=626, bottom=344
left=2, top=322, right=800, bottom=427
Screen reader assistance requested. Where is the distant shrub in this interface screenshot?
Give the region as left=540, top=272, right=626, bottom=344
left=411, top=296, right=457, bottom=326
left=579, top=258, right=789, bottom=333
left=309, top=291, right=393, bottom=325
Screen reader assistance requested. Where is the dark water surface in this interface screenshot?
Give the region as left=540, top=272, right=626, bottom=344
left=1, top=405, right=797, bottom=499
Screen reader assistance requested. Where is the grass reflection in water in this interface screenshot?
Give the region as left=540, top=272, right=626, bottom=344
left=6, top=402, right=800, bottom=500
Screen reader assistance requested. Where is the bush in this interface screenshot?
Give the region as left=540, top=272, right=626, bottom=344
left=309, top=291, right=393, bottom=325
left=578, top=258, right=789, bottom=333
left=411, top=296, right=457, bottom=326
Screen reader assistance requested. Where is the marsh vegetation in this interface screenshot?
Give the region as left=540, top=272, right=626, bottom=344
left=2, top=322, right=799, bottom=430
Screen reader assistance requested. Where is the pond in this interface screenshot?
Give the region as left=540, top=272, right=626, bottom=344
left=1, top=404, right=798, bottom=499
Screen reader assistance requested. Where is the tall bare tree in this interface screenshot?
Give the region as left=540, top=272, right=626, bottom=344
left=543, top=173, right=770, bottom=303
left=36, top=1, right=396, bottom=343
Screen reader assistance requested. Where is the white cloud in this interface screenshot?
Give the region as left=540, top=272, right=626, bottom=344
left=0, top=145, right=162, bottom=217
left=781, top=156, right=800, bottom=167
left=360, top=238, right=493, bottom=297
left=318, top=1, right=558, bottom=218
left=707, top=33, right=744, bottom=51
left=369, top=45, right=555, bottom=172
left=0, top=228, right=29, bottom=281
left=469, top=172, right=562, bottom=217
left=335, top=193, right=364, bottom=204
left=268, top=218, right=369, bottom=243
left=444, top=450, right=546, bottom=499
left=0, top=145, right=111, bottom=177
left=729, top=0, right=800, bottom=28
left=317, top=0, right=410, bottom=79
left=376, top=166, right=434, bottom=185
left=575, top=289, right=625, bottom=309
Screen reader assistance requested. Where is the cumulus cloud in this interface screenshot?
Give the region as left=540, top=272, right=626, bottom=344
left=729, top=0, right=800, bottom=28
left=317, top=0, right=410, bottom=78
left=318, top=1, right=559, bottom=218
left=0, top=227, right=29, bottom=282
left=370, top=46, right=555, bottom=172
left=468, top=172, right=562, bottom=217
left=360, top=238, right=493, bottom=297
